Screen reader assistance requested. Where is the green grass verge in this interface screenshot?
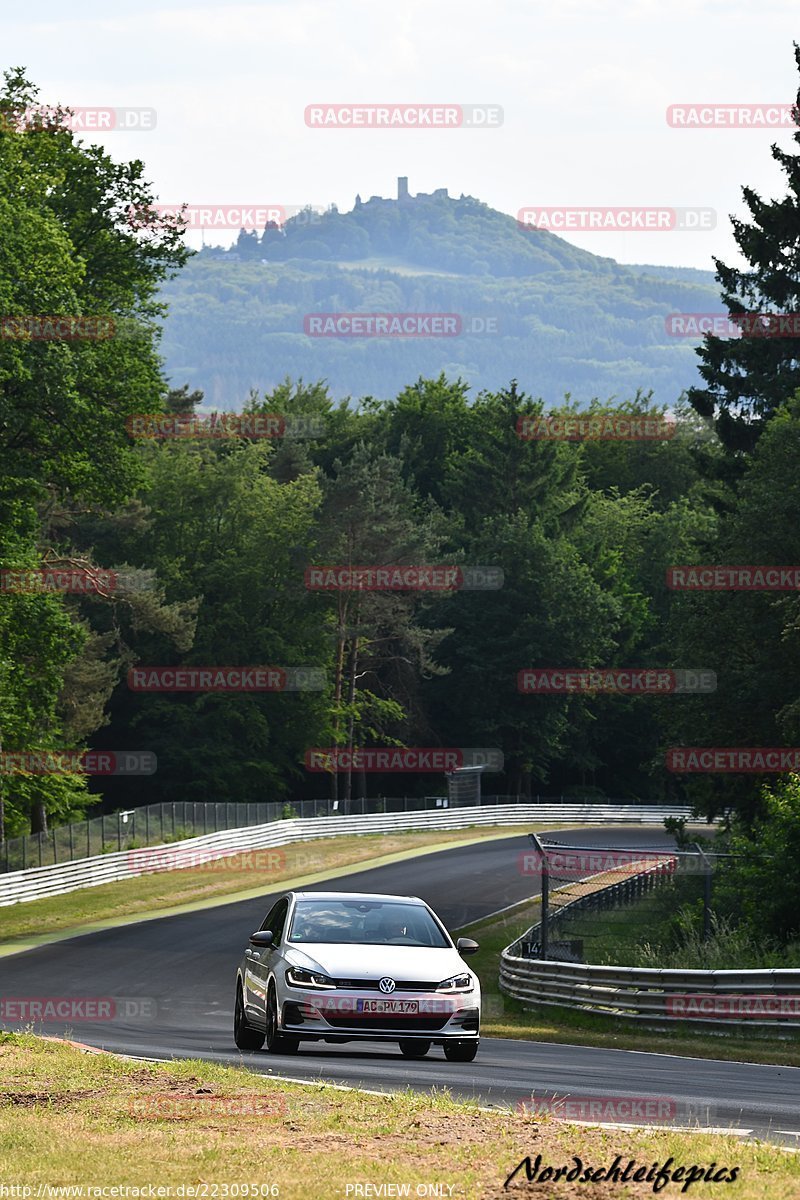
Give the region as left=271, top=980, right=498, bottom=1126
left=1, top=1032, right=796, bottom=1199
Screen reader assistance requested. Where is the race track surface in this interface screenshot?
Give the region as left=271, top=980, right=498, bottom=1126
left=2, top=826, right=798, bottom=1145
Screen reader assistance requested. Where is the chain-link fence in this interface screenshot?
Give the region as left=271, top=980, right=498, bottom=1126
left=0, top=793, right=657, bottom=873
left=519, top=836, right=732, bottom=964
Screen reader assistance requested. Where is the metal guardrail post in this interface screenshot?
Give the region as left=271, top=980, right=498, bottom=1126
left=528, top=831, right=549, bottom=959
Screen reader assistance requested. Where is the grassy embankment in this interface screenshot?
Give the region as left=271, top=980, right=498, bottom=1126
left=2, top=1032, right=796, bottom=1200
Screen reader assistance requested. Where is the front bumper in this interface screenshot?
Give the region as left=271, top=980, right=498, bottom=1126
left=281, top=989, right=480, bottom=1039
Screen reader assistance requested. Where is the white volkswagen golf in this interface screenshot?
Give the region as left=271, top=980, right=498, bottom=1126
left=234, top=890, right=481, bottom=1061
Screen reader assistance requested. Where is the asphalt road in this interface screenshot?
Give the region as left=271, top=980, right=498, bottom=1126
left=2, top=826, right=799, bottom=1145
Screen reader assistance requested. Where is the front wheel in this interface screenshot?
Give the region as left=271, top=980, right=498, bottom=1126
left=399, top=1039, right=431, bottom=1058
left=265, top=984, right=300, bottom=1054
left=234, top=982, right=265, bottom=1051
left=443, top=1039, right=479, bottom=1063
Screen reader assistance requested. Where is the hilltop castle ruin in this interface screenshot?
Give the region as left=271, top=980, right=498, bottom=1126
left=354, top=178, right=449, bottom=207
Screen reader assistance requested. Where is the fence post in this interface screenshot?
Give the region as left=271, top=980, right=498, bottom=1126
left=52, top=828, right=57, bottom=864
left=528, top=832, right=549, bottom=960
left=69, top=822, right=74, bottom=861
left=145, top=806, right=150, bottom=846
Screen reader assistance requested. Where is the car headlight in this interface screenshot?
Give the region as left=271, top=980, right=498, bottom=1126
left=437, top=973, right=473, bottom=993
left=286, top=967, right=336, bottom=989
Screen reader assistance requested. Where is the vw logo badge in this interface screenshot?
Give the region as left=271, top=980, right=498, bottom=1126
left=379, top=977, right=396, bottom=994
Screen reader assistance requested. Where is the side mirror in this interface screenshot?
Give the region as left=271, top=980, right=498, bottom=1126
left=249, top=930, right=274, bottom=947
left=456, top=937, right=479, bottom=956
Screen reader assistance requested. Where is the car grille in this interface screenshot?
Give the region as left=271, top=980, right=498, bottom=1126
left=322, top=1013, right=450, bottom=1031
left=332, top=978, right=441, bottom=991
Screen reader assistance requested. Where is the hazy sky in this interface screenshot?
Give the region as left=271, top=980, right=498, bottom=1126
left=6, top=0, right=800, bottom=270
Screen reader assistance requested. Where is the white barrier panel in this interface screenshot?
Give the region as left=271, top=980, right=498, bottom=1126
left=0, top=804, right=696, bottom=907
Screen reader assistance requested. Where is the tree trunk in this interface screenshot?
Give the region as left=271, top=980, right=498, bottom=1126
left=343, top=620, right=360, bottom=811
left=330, top=593, right=348, bottom=808
left=30, top=797, right=48, bottom=835
left=0, top=726, right=4, bottom=845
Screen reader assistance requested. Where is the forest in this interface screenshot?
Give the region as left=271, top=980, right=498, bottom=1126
left=4, top=61, right=800, bottom=946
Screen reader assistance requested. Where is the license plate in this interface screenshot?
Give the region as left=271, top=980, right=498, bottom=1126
left=356, top=998, right=419, bottom=1015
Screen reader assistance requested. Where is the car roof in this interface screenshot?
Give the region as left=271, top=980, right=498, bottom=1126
left=289, top=890, right=424, bottom=904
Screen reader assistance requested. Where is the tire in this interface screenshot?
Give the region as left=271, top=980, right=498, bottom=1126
left=443, top=1039, right=479, bottom=1063
left=398, top=1039, right=431, bottom=1059
left=264, top=984, right=300, bottom=1054
left=234, top=982, right=265, bottom=1051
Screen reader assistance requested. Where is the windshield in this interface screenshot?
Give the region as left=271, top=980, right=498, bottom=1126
left=287, top=899, right=451, bottom=947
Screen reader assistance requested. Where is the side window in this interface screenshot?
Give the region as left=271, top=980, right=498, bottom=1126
left=262, top=899, right=289, bottom=944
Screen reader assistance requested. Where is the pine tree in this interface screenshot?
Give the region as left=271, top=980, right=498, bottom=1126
left=688, top=43, right=800, bottom=452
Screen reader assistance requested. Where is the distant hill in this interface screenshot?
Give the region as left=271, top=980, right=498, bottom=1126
left=158, top=183, right=721, bottom=406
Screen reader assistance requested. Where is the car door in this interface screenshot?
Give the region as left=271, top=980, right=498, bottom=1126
left=244, top=898, right=289, bottom=1027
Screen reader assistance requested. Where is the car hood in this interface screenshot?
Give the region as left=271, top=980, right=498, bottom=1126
left=285, top=943, right=471, bottom=983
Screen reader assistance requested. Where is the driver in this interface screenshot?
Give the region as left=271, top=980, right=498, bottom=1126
left=380, top=914, right=409, bottom=941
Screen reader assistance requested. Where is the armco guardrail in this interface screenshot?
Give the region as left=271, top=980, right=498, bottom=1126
left=0, top=803, right=696, bottom=907
left=500, top=866, right=800, bottom=1031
